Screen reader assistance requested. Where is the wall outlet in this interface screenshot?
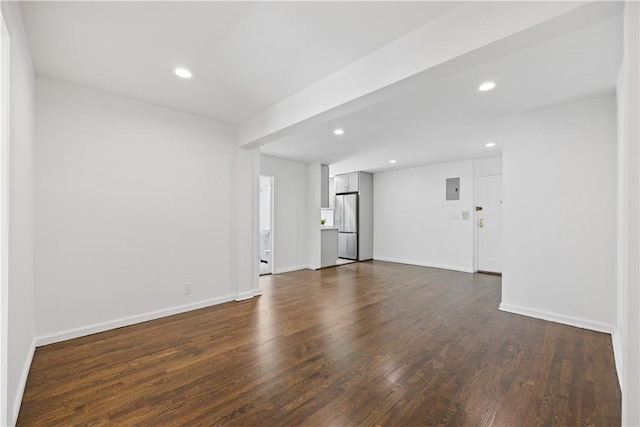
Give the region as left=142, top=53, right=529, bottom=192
left=184, top=282, right=192, bottom=295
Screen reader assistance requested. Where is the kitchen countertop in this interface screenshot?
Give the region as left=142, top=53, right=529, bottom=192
left=321, top=227, right=338, bottom=231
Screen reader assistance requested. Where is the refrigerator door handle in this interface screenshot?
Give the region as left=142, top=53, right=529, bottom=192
left=335, top=195, right=344, bottom=232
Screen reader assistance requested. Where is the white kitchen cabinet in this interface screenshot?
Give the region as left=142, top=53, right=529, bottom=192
left=335, top=171, right=359, bottom=194
left=335, top=174, right=347, bottom=194
left=321, top=228, right=338, bottom=267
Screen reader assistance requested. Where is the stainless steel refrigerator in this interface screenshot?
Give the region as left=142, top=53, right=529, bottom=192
left=335, top=193, right=358, bottom=260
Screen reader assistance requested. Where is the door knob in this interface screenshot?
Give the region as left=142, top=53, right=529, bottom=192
left=479, top=219, right=484, bottom=228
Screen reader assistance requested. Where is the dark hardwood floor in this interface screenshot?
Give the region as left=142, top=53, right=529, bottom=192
left=17, top=261, right=620, bottom=426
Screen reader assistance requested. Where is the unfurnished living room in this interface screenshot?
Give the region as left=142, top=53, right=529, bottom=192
left=0, top=1, right=639, bottom=426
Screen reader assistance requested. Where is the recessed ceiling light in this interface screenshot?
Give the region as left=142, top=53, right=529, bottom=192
left=174, top=68, right=192, bottom=79
left=478, top=81, right=496, bottom=92
left=389, top=159, right=397, bottom=164
left=485, top=142, right=496, bottom=147
left=334, top=128, right=345, bottom=135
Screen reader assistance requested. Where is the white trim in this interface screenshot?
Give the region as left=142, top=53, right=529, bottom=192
left=269, top=176, right=274, bottom=275
left=0, top=10, right=9, bottom=427
left=472, top=161, right=478, bottom=273
left=612, top=326, right=623, bottom=391
left=35, top=295, right=235, bottom=347
left=11, top=339, right=35, bottom=426
left=234, top=291, right=255, bottom=301
left=499, top=303, right=614, bottom=334
left=273, top=265, right=310, bottom=274
left=373, top=256, right=475, bottom=274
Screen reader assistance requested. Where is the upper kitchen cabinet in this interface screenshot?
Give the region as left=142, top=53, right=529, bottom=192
left=335, top=171, right=359, bottom=194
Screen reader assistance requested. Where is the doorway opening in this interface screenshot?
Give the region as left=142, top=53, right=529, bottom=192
left=259, top=175, right=274, bottom=275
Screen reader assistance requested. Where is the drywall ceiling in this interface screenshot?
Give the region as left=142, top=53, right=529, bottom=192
left=20, top=1, right=458, bottom=124
left=20, top=1, right=623, bottom=174
left=261, top=14, right=623, bottom=174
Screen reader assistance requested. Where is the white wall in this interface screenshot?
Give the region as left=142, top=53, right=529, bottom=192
left=616, top=2, right=639, bottom=425
left=35, top=78, right=239, bottom=343
left=230, top=146, right=260, bottom=301
left=374, top=160, right=475, bottom=272
left=260, top=154, right=308, bottom=273
left=501, top=94, right=616, bottom=333
left=307, top=163, right=321, bottom=270
left=0, top=2, right=36, bottom=424
left=474, top=157, right=502, bottom=179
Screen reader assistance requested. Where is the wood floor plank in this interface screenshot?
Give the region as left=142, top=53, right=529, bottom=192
left=16, top=261, right=621, bottom=426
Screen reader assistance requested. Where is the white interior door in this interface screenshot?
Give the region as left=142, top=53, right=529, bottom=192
left=477, top=175, right=503, bottom=273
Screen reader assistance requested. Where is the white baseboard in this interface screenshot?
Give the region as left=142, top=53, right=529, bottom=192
left=35, top=295, right=235, bottom=347
left=373, top=256, right=475, bottom=274
left=499, top=303, right=614, bottom=334
left=273, top=265, right=310, bottom=274
left=235, top=291, right=255, bottom=301
left=12, top=339, right=36, bottom=426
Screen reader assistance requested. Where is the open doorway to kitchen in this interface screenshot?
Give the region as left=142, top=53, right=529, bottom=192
left=259, top=175, right=274, bottom=275
left=0, top=10, right=9, bottom=426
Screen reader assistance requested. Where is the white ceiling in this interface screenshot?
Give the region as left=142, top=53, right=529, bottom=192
left=262, top=14, right=623, bottom=175
left=20, top=1, right=458, bottom=124
left=20, top=1, right=623, bottom=175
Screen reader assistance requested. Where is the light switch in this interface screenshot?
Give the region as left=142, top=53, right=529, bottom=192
left=462, top=211, right=469, bottom=220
